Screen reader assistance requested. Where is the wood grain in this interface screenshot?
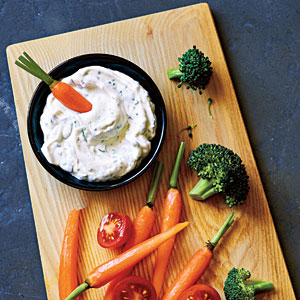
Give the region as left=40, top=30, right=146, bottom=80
left=6, top=3, right=295, bottom=299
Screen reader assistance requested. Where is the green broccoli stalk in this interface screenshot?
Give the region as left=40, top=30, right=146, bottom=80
left=187, top=144, right=249, bottom=207
left=167, top=46, right=213, bottom=94
left=224, top=267, right=274, bottom=300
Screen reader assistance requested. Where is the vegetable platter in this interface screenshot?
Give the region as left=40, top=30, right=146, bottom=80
left=6, top=3, right=295, bottom=299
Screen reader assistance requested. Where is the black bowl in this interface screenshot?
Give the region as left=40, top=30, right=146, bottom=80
left=27, top=54, right=166, bottom=191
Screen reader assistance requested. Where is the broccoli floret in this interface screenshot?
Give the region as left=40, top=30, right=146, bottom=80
left=167, top=45, right=213, bottom=94
left=224, top=267, right=274, bottom=300
left=187, top=144, right=249, bottom=207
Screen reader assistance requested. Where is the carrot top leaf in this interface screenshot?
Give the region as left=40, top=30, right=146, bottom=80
left=15, top=52, right=54, bottom=86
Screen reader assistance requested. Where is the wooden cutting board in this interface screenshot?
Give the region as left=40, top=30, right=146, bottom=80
left=6, top=3, right=295, bottom=299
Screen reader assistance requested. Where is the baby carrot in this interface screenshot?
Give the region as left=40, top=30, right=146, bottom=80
left=15, top=52, right=92, bottom=113
left=125, top=160, right=164, bottom=250
left=64, top=222, right=189, bottom=300
left=152, top=142, right=185, bottom=298
left=59, top=209, right=81, bottom=300
left=103, top=161, right=163, bottom=300
left=103, top=206, right=155, bottom=300
left=162, top=212, right=235, bottom=300
left=50, top=81, right=92, bottom=113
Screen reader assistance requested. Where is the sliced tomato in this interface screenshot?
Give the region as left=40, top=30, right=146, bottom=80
left=97, top=212, right=132, bottom=249
left=179, top=284, right=221, bottom=300
left=113, top=276, right=157, bottom=300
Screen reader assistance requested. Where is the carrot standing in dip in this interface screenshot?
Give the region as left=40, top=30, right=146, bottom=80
left=15, top=52, right=92, bottom=113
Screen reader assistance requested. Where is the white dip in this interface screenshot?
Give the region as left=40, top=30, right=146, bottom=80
left=40, top=66, right=156, bottom=182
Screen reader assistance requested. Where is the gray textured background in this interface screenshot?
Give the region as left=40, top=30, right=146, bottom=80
left=1, top=0, right=299, bottom=299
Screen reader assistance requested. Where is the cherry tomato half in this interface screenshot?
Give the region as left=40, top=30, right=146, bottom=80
left=179, top=284, right=221, bottom=300
left=97, top=212, right=132, bottom=249
left=113, top=276, right=157, bottom=300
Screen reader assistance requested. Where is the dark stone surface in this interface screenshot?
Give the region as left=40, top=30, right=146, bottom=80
left=0, top=0, right=299, bottom=299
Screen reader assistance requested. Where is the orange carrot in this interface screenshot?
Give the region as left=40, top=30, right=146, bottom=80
left=15, top=52, right=92, bottom=113
left=59, top=209, right=81, bottom=300
left=64, top=222, right=189, bottom=300
left=152, top=142, right=185, bottom=298
left=103, top=206, right=155, bottom=300
left=88, top=222, right=189, bottom=288
left=124, top=205, right=155, bottom=250
left=162, top=212, right=235, bottom=300
left=50, top=81, right=92, bottom=113
left=152, top=189, right=182, bottom=296
left=103, top=161, right=163, bottom=300
left=125, top=160, right=164, bottom=251
left=162, top=247, right=212, bottom=300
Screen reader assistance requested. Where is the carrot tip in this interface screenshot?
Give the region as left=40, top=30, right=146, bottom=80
left=179, top=221, right=189, bottom=230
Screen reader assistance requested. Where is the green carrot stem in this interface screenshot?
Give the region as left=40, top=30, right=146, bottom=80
left=15, top=52, right=54, bottom=86
left=64, top=282, right=89, bottom=300
left=167, top=68, right=184, bottom=79
left=169, top=142, right=185, bottom=188
left=146, top=160, right=164, bottom=207
left=208, top=212, right=234, bottom=250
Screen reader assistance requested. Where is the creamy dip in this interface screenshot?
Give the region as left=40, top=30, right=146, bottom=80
left=40, top=66, right=156, bottom=181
